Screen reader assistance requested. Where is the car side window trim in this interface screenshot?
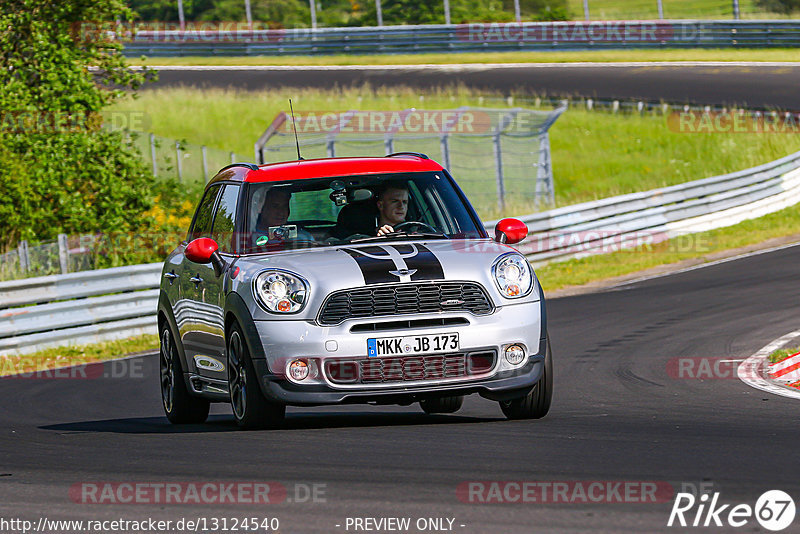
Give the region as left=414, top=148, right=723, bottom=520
left=187, top=184, right=223, bottom=242
left=210, top=183, right=241, bottom=254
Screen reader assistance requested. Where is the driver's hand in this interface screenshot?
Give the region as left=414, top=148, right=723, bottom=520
left=377, top=224, right=394, bottom=236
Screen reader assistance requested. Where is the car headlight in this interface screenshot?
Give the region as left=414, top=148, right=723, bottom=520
left=492, top=253, right=533, bottom=299
left=254, top=270, right=308, bottom=313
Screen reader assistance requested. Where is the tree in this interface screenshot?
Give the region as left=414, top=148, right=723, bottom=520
left=0, top=0, right=158, bottom=257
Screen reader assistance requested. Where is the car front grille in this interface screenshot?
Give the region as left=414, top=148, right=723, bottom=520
left=318, top=282, right=494, bottom=325
left=325, top=350, right=497, bottom=385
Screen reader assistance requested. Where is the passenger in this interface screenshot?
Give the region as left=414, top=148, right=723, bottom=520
left=255, top=187, right=314, bottom=243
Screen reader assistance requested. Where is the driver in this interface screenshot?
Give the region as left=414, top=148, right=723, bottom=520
left=255, top=187, right=315, bottom=243
left=376, top=181, right=409, bottom=236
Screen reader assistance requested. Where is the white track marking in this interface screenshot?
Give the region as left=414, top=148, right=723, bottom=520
left=134, top=61, right=800, bottom=72
left=738, top=330, right=800, bottom=400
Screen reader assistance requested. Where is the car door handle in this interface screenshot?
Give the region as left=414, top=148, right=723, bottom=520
left=163, top=272, right=179, bottom=280
left=189, top=276, right=203, bottom=285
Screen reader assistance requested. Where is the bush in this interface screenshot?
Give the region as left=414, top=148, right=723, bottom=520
left=0, top=0, right=159, bottom=258
left=756, top=0, right=800, bottom=14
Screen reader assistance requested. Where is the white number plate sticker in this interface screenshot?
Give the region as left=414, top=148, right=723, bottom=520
left=367, top=333, right=459, bottom=358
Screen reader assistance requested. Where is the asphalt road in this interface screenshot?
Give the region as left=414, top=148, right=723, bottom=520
left=2, top=243, right=799, bottom=533
left=147, top=63, right=800, bottom=109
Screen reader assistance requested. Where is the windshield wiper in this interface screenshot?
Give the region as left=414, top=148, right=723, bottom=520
left=349, top=231, right=448, bottom=244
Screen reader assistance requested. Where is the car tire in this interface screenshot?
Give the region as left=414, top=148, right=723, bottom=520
left=227, top=323, right=286, bottom=430
left=499, top=335, right=553, bottom=420
left=420, top=395, right=464, bottom=414
left=159, top=321, right=210, bottom=424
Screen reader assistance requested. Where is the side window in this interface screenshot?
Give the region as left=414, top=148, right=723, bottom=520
left=189, top=185, right=221, bottom=241
left=211, top=184, right=240, bottom=252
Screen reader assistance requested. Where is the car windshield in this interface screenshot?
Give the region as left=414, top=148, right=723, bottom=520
left=240, top=171, right=485, bottom=254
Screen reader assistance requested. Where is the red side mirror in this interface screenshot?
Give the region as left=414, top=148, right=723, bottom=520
left=495, top=218, right=528, bottom=245
left=185, top=238, right=219, bottom=264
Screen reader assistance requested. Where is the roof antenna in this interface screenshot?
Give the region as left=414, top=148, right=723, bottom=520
left=289, top=99, right=303, bottom=161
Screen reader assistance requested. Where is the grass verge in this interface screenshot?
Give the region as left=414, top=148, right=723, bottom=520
left=111, top=86, right=800, bottom=213
left=769, top=345, right=800, bottom=364
left=536, top=202, right=800, bottom=292
left=129, top=49, right=800, bottom=67
left=0, top=334, right=159, bottom=377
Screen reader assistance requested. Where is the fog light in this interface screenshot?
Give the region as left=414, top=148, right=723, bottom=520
left=505, top=345, right=525, bottom=365
left=288, top=360, right=309, bottom=381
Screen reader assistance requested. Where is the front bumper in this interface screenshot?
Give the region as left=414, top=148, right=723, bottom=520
left=249, top=300, right=546, bottom=406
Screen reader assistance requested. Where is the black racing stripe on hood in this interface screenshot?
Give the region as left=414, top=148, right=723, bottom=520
left=392, top=244, right=415, bottom=254
left=355, top=245, right=390, bottom=256
left=405, top=244, right=445, bottom=281
left=342, top=244, right=446, bottom=285
left=341, top=248, right=397, bottom=285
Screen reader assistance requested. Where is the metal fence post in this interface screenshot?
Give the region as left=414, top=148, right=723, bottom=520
left=201, top=145, right=209, bottom=182
left=57, top=233, right=70, bottom=274
left=536, top=132, right=555, bottom=208
left=384, top=134, right=394, bottom=155
left=440, top=135, right=451, bottom=170
left=492, top=132, right=505, bottom=212
left=150, top=133, right=157, bottom=177
left=326, top=138, right=335, bottom=158
left=18, top=241, right=29, bottom=273
left=175, top=141, right=183, bottom=182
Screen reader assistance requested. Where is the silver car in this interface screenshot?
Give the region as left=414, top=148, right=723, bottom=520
left=157, top=153, right=552, bottom=428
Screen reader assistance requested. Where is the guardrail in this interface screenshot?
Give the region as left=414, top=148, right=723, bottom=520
left=121, top=21, right=800, bottom=56
left=0, top=264, right=161, bottom=355
left=486, top=149, right=800, bottom=264
left=3, top=149, right=800, bottom=355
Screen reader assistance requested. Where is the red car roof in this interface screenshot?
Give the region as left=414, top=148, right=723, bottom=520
left=244, top=156, right=444, bottom=183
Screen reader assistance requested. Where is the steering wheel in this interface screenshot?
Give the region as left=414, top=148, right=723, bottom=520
left=393, top=221, right=438, bottom=233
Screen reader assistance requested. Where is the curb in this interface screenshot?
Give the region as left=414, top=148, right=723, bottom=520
left=738, top=330, right=800, bottom=400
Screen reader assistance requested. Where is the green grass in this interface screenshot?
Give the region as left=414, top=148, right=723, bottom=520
left=130, top=48, right=800, bottom=67
left=769, top=345, right=800, bottom=364
left=566, top=0, right=789, bottom=20
left=536, top=202, right=800, bottom=291
left=0, top=334, right=159, bottom=377
left=110, top=86, right=800, bottom=213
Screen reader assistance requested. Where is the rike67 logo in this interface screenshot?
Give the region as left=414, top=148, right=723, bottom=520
left=668, top=490, right=796, bottom=531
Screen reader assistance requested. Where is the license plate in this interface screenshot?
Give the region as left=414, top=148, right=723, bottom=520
left=367, top=333, right=459, bottom=358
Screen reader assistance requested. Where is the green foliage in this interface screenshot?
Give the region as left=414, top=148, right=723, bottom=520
left=756, top=0, right=800, bottom=14
left=0, top=0, right=160, bottom=257
left=127, top=0, right=567, bottom=26
left=198, top=0, right=312, bottom=28
left=769, top=346, right=800, bottom=364
left=501, top=0, right=569, bottom=20
left=0, top=131, right=155, bottom=253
